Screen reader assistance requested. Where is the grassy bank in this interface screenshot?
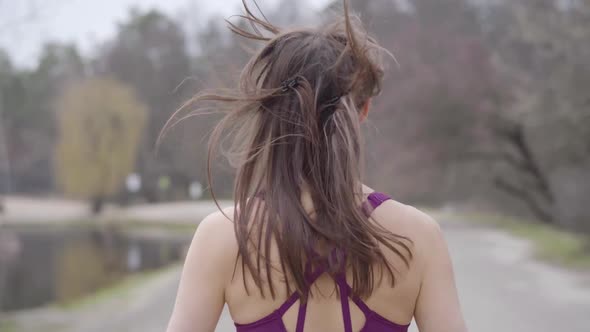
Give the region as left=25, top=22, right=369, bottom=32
left=442, top=211, right=590, bottom=270
left=58, top=263, right=180, bottom=310
left=2, top=264, right=180, bottom=332
left=0, top=320, right=17, bottom=332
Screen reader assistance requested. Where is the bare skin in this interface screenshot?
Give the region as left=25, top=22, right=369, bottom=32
left=166, top=104, right=467, bottom=332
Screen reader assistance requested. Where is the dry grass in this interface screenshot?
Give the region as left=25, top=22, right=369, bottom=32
left=438, top=210, right=590, bottom=270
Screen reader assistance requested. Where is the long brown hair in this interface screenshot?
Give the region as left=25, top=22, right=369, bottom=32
left=162, top=0, right=412, bottom=301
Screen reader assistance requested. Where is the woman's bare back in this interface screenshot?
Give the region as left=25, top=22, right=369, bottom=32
left=167, top=186, right=466, bottom=332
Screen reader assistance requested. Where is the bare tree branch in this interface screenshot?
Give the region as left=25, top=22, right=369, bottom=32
left=494, top=177, right=553, bottom=223
left=492, top=120, right=554, bottom=203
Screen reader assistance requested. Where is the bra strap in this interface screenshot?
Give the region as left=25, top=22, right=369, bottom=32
left=341, top=282, right=373, bottom=316
left=363, top=191, right=392, bottom=216
left=367, top=192, right=391, bottom=209
left=276, top=292, right=300, bottom=316
left=295, top=300, right=307, bottom=332
left=336, top=273, right=354, bottom=332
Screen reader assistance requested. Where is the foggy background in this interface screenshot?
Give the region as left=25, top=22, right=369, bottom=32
left=0, top=1, right=589, bottom=332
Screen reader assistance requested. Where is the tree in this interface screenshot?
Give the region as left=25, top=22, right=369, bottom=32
left=0, top=42, right=86, bottom=194
left=55, top=78, right=147, bottom=213
left=480, top=0, right=590, bottom=228
left=0, top=49, right=11, bottom=211
left=95, top=9, right=192, bottom=201
left=338, top=0, right=497, bottom=203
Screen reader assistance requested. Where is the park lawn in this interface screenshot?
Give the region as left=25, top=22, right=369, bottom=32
left=58, top=263, right=180, bottom=310
left=0, top=319, right=17, bottom=332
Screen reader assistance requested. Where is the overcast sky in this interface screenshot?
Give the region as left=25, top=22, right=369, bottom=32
left=0, top=0, right=330, bottom=68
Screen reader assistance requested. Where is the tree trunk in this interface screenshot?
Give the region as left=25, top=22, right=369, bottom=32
left=91, top=197, right=104, bottom=215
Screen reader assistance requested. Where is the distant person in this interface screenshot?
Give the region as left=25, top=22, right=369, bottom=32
left=166, top=1, right=466, bottom=331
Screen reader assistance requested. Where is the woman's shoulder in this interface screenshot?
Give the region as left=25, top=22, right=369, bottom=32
left=370, top=195, right=444, bottom=253
left=195, top=206, right=237, bottom=245
left=198, top=205, right=235, bottom=228
left=363, top=184, right=441, bottom=236
left=378, top=199, right=440, bottom=230
left=190, top=206, right=238, bottom=272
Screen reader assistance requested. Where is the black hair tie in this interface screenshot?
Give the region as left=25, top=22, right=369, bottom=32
left=319, top=95, right=343, bottom=125
left=326, top=95, right=342, bottom=105
left=280, top=77, right=300, bottom=92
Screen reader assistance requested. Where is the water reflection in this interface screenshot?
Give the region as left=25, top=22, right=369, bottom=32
left=0, top=225, right=190, bottom=311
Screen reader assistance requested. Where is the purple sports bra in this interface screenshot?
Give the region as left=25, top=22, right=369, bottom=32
left=234, top=192, right=411, bottom=332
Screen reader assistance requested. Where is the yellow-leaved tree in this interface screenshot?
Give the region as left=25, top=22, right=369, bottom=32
left=55, top=78, right=147, bottom=213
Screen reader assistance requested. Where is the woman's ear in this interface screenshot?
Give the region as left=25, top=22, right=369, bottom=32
left=360, top=98, right=371, bottom=122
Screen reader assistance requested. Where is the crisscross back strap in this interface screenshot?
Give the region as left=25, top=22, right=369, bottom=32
left=276, top=274, right=374, bottom=332
left=276, top=262, right=327, bottom=317
left=336, top=273, right=354, bottom=332
left=274, top=193, right=393, bottom=331
left=342, top=282, right=373, bottom=316
left=295, top=300, right=307, bottom=332
left=294, top=263, right=327, bottom=332
left=276, top=292, right=301, bottom=316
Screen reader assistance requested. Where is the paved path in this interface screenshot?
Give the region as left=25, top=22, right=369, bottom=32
left=0, top=196, right=91, bottom=224
left=0, top=196, right=233, bottom=225
left=446, top=221, right=590, bottom=331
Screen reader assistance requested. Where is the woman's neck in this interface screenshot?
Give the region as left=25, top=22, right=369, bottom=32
left=299, top=182, right=374, bottom=215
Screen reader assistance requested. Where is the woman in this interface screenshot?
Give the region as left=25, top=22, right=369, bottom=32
left=165, top=1, right=466, bottom=331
